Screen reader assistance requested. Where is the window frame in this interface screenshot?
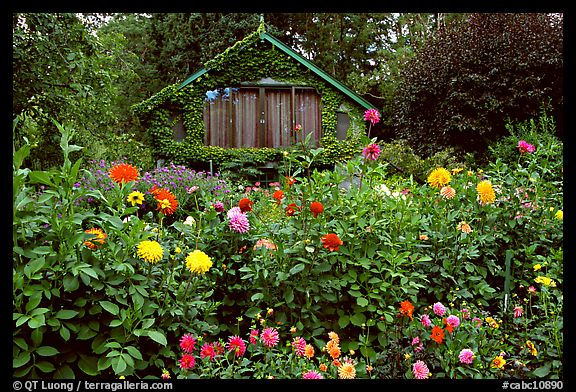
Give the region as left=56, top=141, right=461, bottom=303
left=202, top=85, right=322, bottom=148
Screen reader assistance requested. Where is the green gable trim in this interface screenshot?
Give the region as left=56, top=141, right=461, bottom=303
left=259, top=32, right=372, bottom=110
left=178, top=68, right=208, bottom=89
left=177, top=32, right=372, bottom=110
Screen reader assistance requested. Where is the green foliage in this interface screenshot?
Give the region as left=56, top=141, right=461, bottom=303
left=13, top=121, right=219, bottom=378
left=393, top=13, right=563, bottom=157
left=13, top=114, right=562, bottom=379
left=12, top=13, right=149, bottom=170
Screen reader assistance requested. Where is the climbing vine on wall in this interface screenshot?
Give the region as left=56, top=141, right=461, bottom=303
left=132, top=27, right=367, bottom=168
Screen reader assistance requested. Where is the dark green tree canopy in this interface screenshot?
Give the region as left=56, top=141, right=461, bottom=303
left=391, top=13, right=563, bottom=157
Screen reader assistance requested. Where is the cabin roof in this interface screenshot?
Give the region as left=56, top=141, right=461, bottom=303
left=177, top=29, right=373, bottom=110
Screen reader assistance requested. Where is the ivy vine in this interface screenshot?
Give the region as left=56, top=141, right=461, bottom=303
left=132, top=27, right=368, bottom=167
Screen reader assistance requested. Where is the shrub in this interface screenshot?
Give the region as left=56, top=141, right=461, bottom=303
left=393, top=13, right=563, bottom=157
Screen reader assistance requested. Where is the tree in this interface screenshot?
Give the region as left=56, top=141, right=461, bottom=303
left=12, top=13, right=129, bottom=169
left=391, top=13, right=563, bottom=157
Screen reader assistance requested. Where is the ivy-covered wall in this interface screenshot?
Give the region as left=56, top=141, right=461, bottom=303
left=132, top=27, right=369, bottom=168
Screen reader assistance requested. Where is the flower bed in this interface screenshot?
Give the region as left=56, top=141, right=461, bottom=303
left=13, top=121, right=563, bottom=379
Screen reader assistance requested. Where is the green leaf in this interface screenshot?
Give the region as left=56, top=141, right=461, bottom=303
left=25, top=292, right=42, bottom=313
left=283, top=287, right=294, bottom=303
left=59, top=325, right=70, bottom=341
left=350, top=312, right=366, bottom=326
left=13, top=351, right=31, bottom=368
left=24, top=257, right=46, bottom=277
left=147, top=330, right=167, bottom=346
left=125, top=346, right=143, bottom=361
left=35, top=361, right=56, bottom=373
left=532, top=363, right=551, bottom=377
left=27, top=314, right=46, bottom=328
left=56, top=309, right=79, bottom=319
left=100, top=301, right=119, bottom=316
left=15, top=315, right=31, bottom=328
left=81, top=267, right=99, bottom=280
left=36, top=346, right=59, bottom=356
left=112, top=356, right=127, bottom=374
left=356, top=297, right=369, bottom=307
left=78, top=355, right=100, bottom=376
left=289, top=263, right=305, bottom=275
left=251, top=293, right=264, bottom=301
left=338, top=314, right=350, bottom=328
left=63, top=275, right=79, bottom=292
left=109, top=319, right=123, bottom=327
left=244, top=307, right=261, bottom=318
left=54, top=365, right=75, bottom=379
left=29, top=171, right=55, bottom=187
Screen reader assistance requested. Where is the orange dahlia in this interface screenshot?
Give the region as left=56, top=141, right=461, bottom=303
left=321, top=233, right=343, bottom=252
left=399, top=300, right=415, bottom=320
left=83, top=227, right=106, bottom=250
left=109, top=163, right=139, bottom=184
left=310, top=201, right=324, bottom=218
left=440, top=186, right=456, bottom=199
left=273, top=190, right=285, bottom=203
left=430, top=325, right=445, bottom=344
left=286, top=203, right=301, bottom=216
left=150, top=186, right=178, bottom=215
left=239, top=198, right=254, bottom=213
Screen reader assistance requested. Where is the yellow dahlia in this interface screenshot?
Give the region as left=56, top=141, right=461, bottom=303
left=555, top=210, right=563, bottom=220
left=185, top=249, right=213, bottom=275
left=476, top=180, right=496, bottom=204
left=137, top=240, right=164, bottom=263
left=338, top=362, right=357, bottom=379
left=427, top=167, right=451, bottom=188
left=491, top=355, right=505, bottom=369
left=127, top=191, right=145, bottom=206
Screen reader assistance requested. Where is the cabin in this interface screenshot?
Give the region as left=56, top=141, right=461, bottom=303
left=132, top=20, right=375, bottom=174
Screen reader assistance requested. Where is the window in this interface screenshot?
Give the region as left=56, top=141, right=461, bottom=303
left=171, top=115, right=186, bottom=142
left=203, top=86, right=321, bottom=148
left=336, top=112, right=351, bottom=140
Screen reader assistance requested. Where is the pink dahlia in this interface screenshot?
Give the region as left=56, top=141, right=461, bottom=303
left=364, top=108, right=381, bottom=125
left=179, top=333, right=197, bottom=353
left=362, top=143, right=381, bottom=160
left=229, top=212, right=250, bottom=233
left=458, top=348, right=475, bottom=365
left=412, top=360, right=430, bottom=379
left=302, top=370, right=323, bottom=379
left=227, top=335, right=246, bottom=357
left=226, top=206, right=242, bottom=218
left=420, top=314, right=431, bottom=327
left=472, top=317, right=482, bottom=328
left=517, top=140, right=536, bottom=154
left=260, top=327, right=280, bottom=348
left=199, top=342, right=217, bottom=361
left=446, top=315, right=460, bottom=329
left=249, top=329, right=259, bottom=345
left=178, top=354, right=195, bottom=370
left=433, top=302, right=446, bottom=316
left=212, top=201, right=225, bottom=212
left=292, top=337, right=307, bottom=356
